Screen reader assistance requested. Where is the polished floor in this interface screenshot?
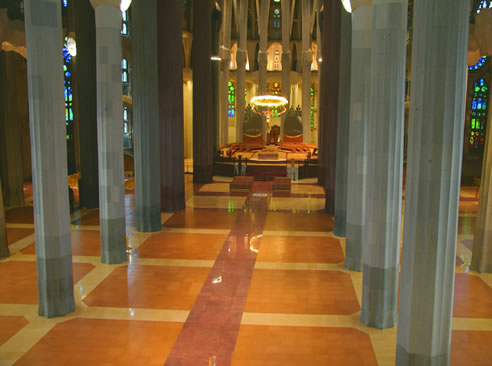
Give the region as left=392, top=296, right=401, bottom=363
left=0, top=176, right=491, bottom=365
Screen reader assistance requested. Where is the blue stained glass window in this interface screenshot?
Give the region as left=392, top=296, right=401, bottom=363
left=62, top=36, right=74, bottom=146
left=121, top=10, right=129, bottom=36
left=469, top=57, right=487, bottom=71
left=477, top=0, right=492, bottom=13
left=228, top=81, right=235, bottom=117
left=122, top=58, right=129, bottom=83
left=62, top=0, right=68, bottom=8
left=470, top=78, right=488, bottom=152
left=273, top=7, right=281, bottom=29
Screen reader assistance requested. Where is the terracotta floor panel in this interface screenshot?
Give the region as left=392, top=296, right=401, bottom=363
left=231, top=325, right=378, bottom=366
left=5, top=206, right=34, bottom=224
left=244, top=269, right=360, bottom=315
left=163, top=210, right=239, bottom=230
left=258, top=235, right=344, bottom=263
left=0, top=261, right=95, bottom=304
left=83, top=265, right=210, bottom=310
left=454, top=273, right=492, bottom=318
left=451, top=330, right=492, bottom=366
left=0, top=316, right=29, bottom=346
left=135, top=232, right=227, bottom=260
left=14, top=318, right=183, bottom=366
left=72, top=209, right=100, bottom=225
left=22, top=230, right=101, bottom=256
left=6, top=228, right=34, bottom=245
left=264, top=211, right=333, bottom=232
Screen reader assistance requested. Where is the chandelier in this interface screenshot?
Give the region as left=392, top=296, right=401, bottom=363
left=250, top=94, right=288, bottom=125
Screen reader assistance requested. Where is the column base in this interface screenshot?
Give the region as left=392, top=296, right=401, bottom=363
left=36, top=254, right=75, bottom=318
left=100, top=217, right=127, bottom=264
left=396, top=345, right=450, bottom=366
left=361, top=264, right=397, bottom=329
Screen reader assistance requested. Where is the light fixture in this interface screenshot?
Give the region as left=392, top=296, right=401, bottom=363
left=250, top=94, right=289, bottom=125
left=67, top=36, right=77, bottom=57
left=318, top=57, right=323, bottom=63
left=341, top=0, right=352, bottom=13
left=210, top=55, right=222, bottom=61
left=120, top=0, right=132, bottom=12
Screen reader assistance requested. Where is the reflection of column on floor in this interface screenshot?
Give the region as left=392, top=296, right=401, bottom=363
left=133, top=0, right=161, bottom=232
left=397, top=0, right=470, bottom=362
left=0, top=178, right=9, bottom=258
left=25, top=0, right=75, bottom=317
left=345, top=5, right=372, bottom=271
left=333, top=8, right=352, bottom=237
left=361, top=0, right=407, bottom=329
left=91, top=0, right=126, bottom=264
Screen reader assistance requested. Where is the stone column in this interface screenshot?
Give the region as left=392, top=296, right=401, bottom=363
left=397, top=0, right=470, bottom=362
left=281, top=0, right=291, bottom=137
left=361, top=0, right=407, bottom=329
left=259, top=0, right=269, bottom=140
left=73, top=0, right=99, bottom=209
left=193, top=0, right=214, bottom=184
left=0, top=178, right=9, bottom=259
left=317, top=0, right=341, bottom=214
left=333, top=8, right=352, bottom=237
left=133, top=0, right=161, bottom=231
left=236, top=0, right=248, bottom=143
left=0, top=51, right=25, bottom=208
left=345, top=4, right=372, bottom=271
left=24, top=0, right=75, bottom=317
left=219, top=0, right=232, bottom=145
left=158, top=0, right=186, bottom=210
left=472, top=105, right=492, bottom=273
left=91, top=0, right=127, bottom=264
left=301, top=0, right=311, bottom=143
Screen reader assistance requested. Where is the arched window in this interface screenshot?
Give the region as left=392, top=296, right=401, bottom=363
left=273, top=50, right=281, bottom=70
left=469, top=57, right=487, bottom=71
left=228, top=81, right=235, bottom=117
left=62, top=0, right=68, bottom=8
left=310, top=86, right=315, bottom=129
left=273, top=8, right=281, bottom=29
left=62, top=37, right=73, bottom=136
left=122, top=10, right=129, bottom=36
left=477, top=0, right=492, bottom=12
left=122, top=59, right=129, bottom=83
left=470, top=78, right=488, bottom=152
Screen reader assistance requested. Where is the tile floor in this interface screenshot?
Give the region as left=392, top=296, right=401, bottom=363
left=0, top=176, right=490, bottom=366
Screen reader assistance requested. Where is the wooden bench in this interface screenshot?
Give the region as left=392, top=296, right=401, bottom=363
left=273, top=176, right=291, bottom=193
left=230, top=176, right=254, bottom=193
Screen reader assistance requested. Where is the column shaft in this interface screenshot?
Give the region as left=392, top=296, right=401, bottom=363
left=93, top=4, right=126, bottom=264
left=361, top=0, right=407, bottom=329
left=236, top=0, right=248, bottom=143
left=133, top=0, right=161, bottom=231
left=25, top=0, right=75, bottom=317
left=219, top=0, right=232, bottom=145
left=301, top=0, right=311, bottom=143
left=192, top=0, right=214, bottom=184
left=333, top=8, right=352, bottom=237
left=259, top=0, right=269, bottom=140
left=158, top=0, right=186, bottom=210
left=0, top=178, right=9, bottom=258
left=280, top=0, right=291, bottom=137
left=345, top=5, right=372, bottom=271
left=397, top=1, right=470, bottom=363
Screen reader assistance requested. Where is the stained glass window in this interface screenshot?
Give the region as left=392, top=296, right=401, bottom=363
left=469, top=57, right=487, bottom=71
left=122, top=59, right=129, bottom=83
left=123, top=107, right=129, bottom=134
left=273, top=8, right=281, bottom=29
left=310, top=86, right=315, bottom=129
left=62, top=36, right=73, bottom=141
left=62, top=0, right=68, bottom=8
left=122, top=10, right=129, bottom=36
left=272, top=82, right=281, bottom=117
left=228, top=81, right=235, bottom=117
left=470, top=78, right=488, bottom=152
left=477, top=0, right=492, bottom=13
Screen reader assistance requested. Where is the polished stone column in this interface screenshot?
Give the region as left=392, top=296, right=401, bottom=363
left=361, top=0, right=407, bottom=329
left=259, top=0, right=269, bottom=140
left=158, top=0, right=185, bottom=210
left=397, top=0, right=470, bottom=362
left=280, top=0, right=291, bottom=137
left=472, top=107, right=492, bottom=273
left=345, top=5, right=372, bottom=271
left=91, top=0, right=126, bottom=264
left=219, top=0, right=232, bottom=145
left=73, top=0, right=99, bottom=209
left=133, top=0, right=161, bottom=231
left=333, top=8, right=352, bottom=237
left=25, top=0, right=75, bottom=317
left=317, top=0, right=341, bottom=214
left=193, top=0, right=214, bottom=184
left=236, top=0, right=248, bottom=143
left=301, top=0, right=311, bottom=143
left=0, top=178, right=9, bottom=259
left=0, top=51, right=25, bottom=208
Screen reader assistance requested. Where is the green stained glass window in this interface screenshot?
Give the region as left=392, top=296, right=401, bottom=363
left=470, top=78, right=488, bottom=153
left=310, top=86, right=315, bottom=129
left=228, top=81, right=235, bottom=117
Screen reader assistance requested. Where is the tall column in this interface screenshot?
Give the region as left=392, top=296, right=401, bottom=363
left=333, top=8, right=352, bottom=237
left=259, top=0, right=269, bottom=140
left=219, top=0, right=232, bottom=145
left=0, top=51, right=25, bottom=208
left=73, top=0, right=99, bottom=209
left=281, top=0, right=291, bottom=137
left=472, top=107, right=492, bottom=273
left=361, top=0, right=407, bottom=329
left=193, top=0, right=214, bottom=184
left=158, top=0, right=185, bottom=210
left=0, top=178, right=9, bottom=259
left=301, top=0, right=311, bottom=143
left=397, top=0, right=470, bottom=363
left=133, top=0, right=161, bottom=231
left=25, top=0, right=75, bottom=317
left=317, top=0, right=341, bottom=214
left=91, top=0, right=127, bottom=264
left=236, top=0, right=248, bottom=143
left=345, top=4, right=372, bottom=271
